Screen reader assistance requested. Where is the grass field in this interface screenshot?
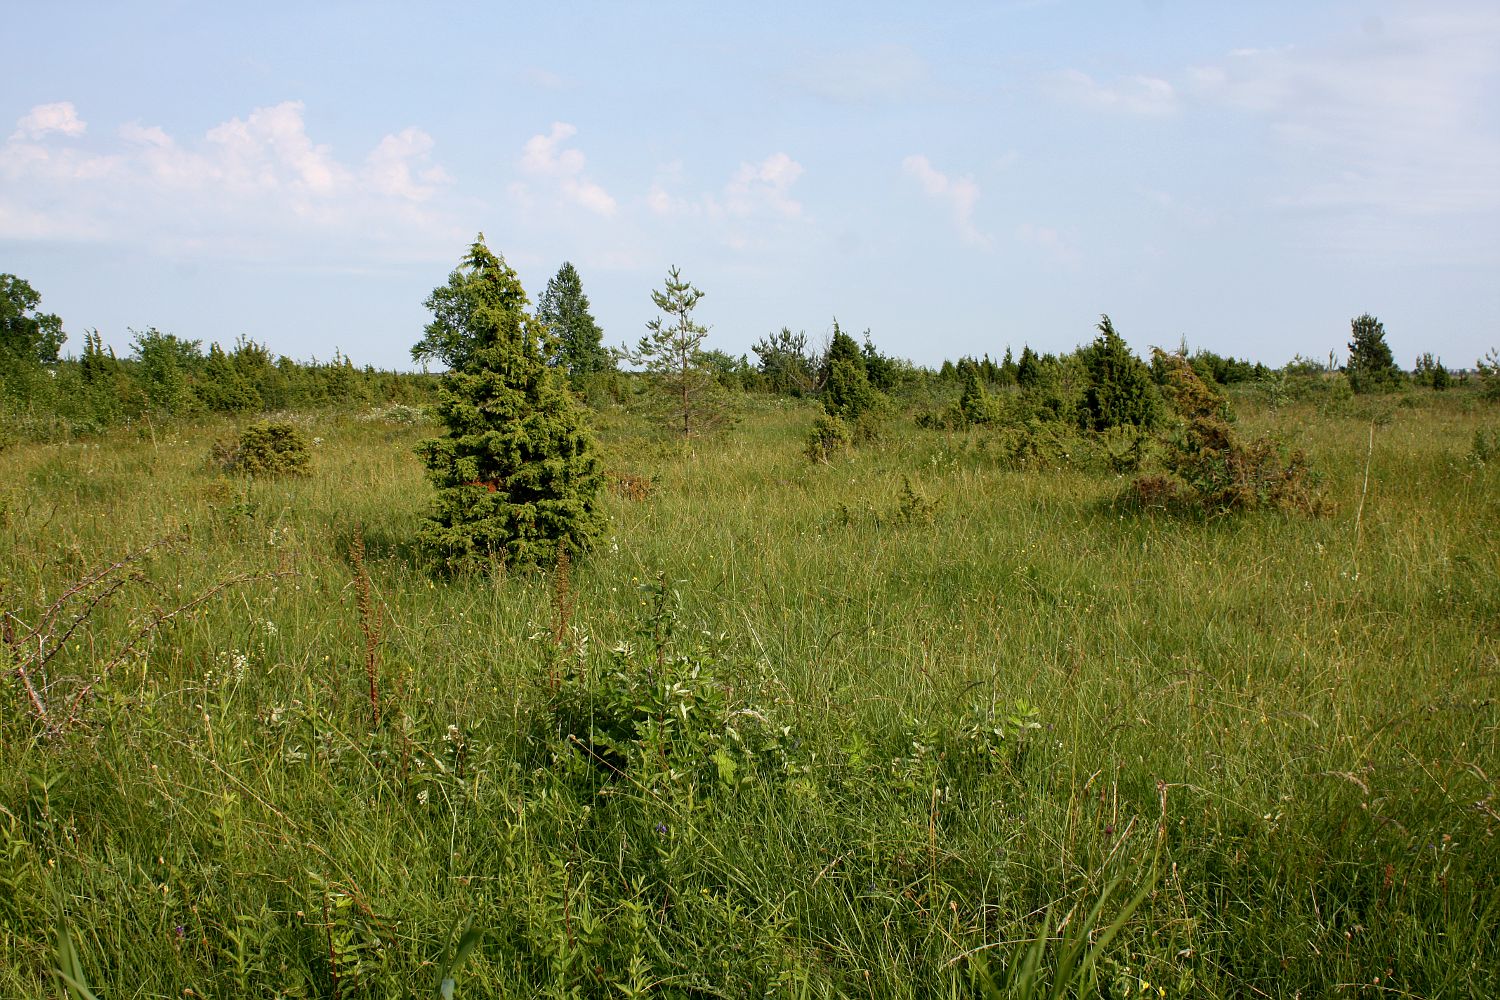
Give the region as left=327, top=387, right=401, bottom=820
left=2, top=390, right=1497, bottom=997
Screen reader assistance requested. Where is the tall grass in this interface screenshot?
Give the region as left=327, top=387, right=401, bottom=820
left=1, top=392, right=1496, bottom=997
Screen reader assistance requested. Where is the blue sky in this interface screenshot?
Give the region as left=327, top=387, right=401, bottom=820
left=3, top=1, right=1497, bottom=370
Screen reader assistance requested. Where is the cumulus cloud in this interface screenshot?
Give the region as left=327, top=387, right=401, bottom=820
left=726, top=153, right=804, bottom=218
left=646, top=152, right=808, bottom=249
left=0, top=100, right=461, bottom=261
left=1053, top=70, right=1178, bottom=116
left=516, top=122, right=617, bottom=216
left=11, top=101, right=87, bottom=140
left=901, top=154, right=988, bottom=247
left=366, top=127, right=451, bottom=202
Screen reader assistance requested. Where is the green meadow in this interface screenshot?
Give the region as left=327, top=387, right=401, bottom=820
left=2, top=390, right=1497, bottom=997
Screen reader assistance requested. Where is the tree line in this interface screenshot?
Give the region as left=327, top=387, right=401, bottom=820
left=2, top=261, right=1493, bottom=450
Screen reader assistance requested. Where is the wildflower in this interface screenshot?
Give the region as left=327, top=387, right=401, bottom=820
left=175, top=925, right=186, bottom=939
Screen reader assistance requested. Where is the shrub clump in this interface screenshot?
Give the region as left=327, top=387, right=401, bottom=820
left=1126, top=351, right=1328, bottom=515
left=213, top=421, right=312, bottom=476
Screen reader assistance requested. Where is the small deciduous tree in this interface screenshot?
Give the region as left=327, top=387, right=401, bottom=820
left=536, top=261, right=610, bottom=384
left=626, top=266, right=729, bottom=438
left=1346, top=314, right=1400, bottom=393
left=0, top=273, right=65, bottom=369
left=415, top=236, right=604, bottom=572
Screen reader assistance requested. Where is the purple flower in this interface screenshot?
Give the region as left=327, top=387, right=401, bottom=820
left=655, top=823, right=668, bottom=836
left=175, top=925, right=186, bottom=939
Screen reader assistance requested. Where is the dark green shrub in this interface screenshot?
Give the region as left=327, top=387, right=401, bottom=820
left=415, top=236, right=604, bottom=573
left=1346, top=314, right=1401, bottom=393
left=1080, top=315, right=1158, bottom=431
left=214, top=421, right=312, bottom=476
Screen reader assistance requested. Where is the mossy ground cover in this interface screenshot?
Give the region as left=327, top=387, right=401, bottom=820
left=1, top=391, right=1496, bottom=997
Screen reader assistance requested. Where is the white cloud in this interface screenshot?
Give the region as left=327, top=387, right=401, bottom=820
left=366, top=127, right=450, bottom=202
left=902, top=154, right=989, bottom=247
left=645, top=153, right=808, bottom=251
left=0, top=100, right=462, bottom=262
left=1053, top=70, right=1178, bottom=116
left=516, top=122, right=616, bottom=216
left=726, top=152, right=804, bottom=219
left=1186, top=6, right=1500, bottom=224
left=205, top=101, right=347, bottom=195
left=11, top=101, right=87, bottom=140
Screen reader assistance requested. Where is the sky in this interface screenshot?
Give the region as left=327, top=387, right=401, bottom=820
left=3, top=1, right=1497, bottom=371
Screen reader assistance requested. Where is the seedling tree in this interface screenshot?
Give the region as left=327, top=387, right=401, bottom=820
left=414, top=236, right=604, bottom=572
left=626, top=266, right=729, bottom=437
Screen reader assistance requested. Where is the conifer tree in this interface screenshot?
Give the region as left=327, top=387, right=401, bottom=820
left=818, top=321, right=864, bottom=386
left=626, top=266, right=729, bottom=438
left=536, top=261, right=610, bottom=383
left=1080, top=315, right=1158, bottom=431
left=1016, top=346, right=1042, bottom=389
left=198, top=342, right=263, bottom=413
left=1346, top=314, right=1400, bottom=393
left=752, top=327, right=815, bottom=395
left=416, top=236, right=604, bottom=572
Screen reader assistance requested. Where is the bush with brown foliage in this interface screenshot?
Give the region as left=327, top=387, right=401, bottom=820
left=1126, top=351, right=1328, bottom=516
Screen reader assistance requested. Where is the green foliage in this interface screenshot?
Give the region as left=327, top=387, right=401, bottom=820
left=1080, top=315, right=1158, bottom=431
left=1476, top=348, right=1500, bottom=401
left=536, top=261, right=611, bottom=384
left=545, top=575, right=767, bottom=793
left=416, top=236, right=604, bottom=573
left=1129, top=350, right=1325, bottom=515
left=822, top=357, right=880, bottom=422
left=860, top=333, right=906, bottom=393
left=1015, top=345, right=1041, bottom=388
left=957, top=369, right=1001, bottom=426
left=1346, top=313, right=1401, bottom=393
left=625, top=266, right=732, bottom=438
left=215, top=421, right=312, bottom=476
left=751, top=327, right=815, bottom=396
left=1412, top=352, right=1451, bottom=390
left=1469, top=427, right=1500, bottom=465
left=804, top=410, right=850, bottom=462
left=197, top=343, right=263, bottom=413
left=818, top=321, right=864, bottom=385
left=0, top=273, right=65, bottom=368
left=130, top=328, right=203, bottom=417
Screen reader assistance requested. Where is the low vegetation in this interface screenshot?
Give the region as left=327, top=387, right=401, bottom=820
left=2, top=266, right=1498, bottom=996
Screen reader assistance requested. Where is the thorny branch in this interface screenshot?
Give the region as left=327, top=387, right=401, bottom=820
left=3, top=532, right=295, bottom=733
